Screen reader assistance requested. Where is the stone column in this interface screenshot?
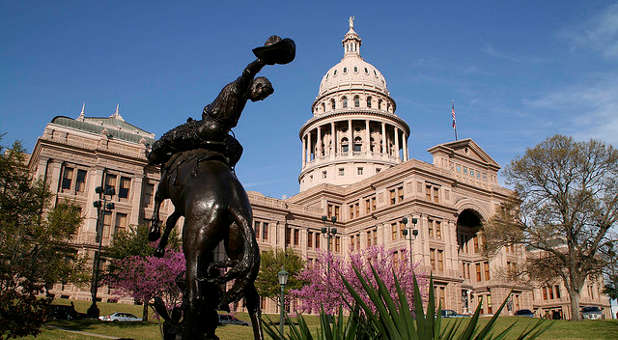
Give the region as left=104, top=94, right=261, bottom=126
left=348, top=120, right=352, bottom=155
left=381, top=122, right=386, bottom=156
left=403, top=131, right=408, bottom=161
left=365, top=120, right=371, bottom=155
left=302, top=134, right=306, bottom=166
left=307, top=131, right=312, bottom=162
left=394, top=126, right=400, bottom=161
left=331, top=121, right=336, bottom=159
left=129, top=175, right=143, bottom=226
left=317, top=125, right=322, bottom=159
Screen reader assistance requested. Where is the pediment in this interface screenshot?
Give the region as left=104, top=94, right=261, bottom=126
left=427, top=138, right=499, bottom=168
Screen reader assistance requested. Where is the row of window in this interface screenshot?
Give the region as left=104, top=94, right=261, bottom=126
left=254, top=221, right=269, bottom=241
left=541, top=285, right=562, bottom=300
left=315, top=95, right=392, bottom=114
left=458, top=232, right=485, bottom=255
left=61, top=166, right=132, bottom=200
left=461, top=261, right=491, bottom=282
left=455, top=164, right=488, bottom=182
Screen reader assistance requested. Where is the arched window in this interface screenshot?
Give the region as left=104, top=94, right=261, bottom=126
left=341, top=137, right=349, bottom=153
left=343, top=67, right=347, bottom=73
left=378, top=99, right=383, bottom=110
left=331, top=99, right=336, bottom=110
left=342, top=97, right=348, bottom=108
left=364, top=67, right=369, bottom=74
left=370, top=137, right=375, bottom=152
left=354, top=66, right=358, bottom=73
left=387, top=103, right=391, bottom=112
left=367, top=96, right=372, bottom=108
left=333, top=70, right=337, bottom=76
left=353, top=136, right=362, bottom=152
left=353, top=95, right=360, bottom=107
left=321, top=102, right=326, bottom=112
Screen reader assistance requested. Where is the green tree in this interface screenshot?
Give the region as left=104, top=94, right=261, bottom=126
left=255, top=248, right=305, bottom=304
left=0, top=139, right=88, bottom=338
left=484, top=135, right=617, bottom=320
left=104, top=223, right=180, bottom=321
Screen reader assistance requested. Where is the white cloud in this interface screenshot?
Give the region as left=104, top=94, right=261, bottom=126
left=525, top=77, right=618, bottom=145
left=561, top=3, right=618, bottom=58
left=481, top=43, right=549, bottom=64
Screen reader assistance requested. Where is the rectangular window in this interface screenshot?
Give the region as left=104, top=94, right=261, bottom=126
left=356, top=234, right=360, bottom=250
left=397, top=186, right=404, bottom=202
left=390, top=189, right=396, bottom=205
left=322, top=171, right=327, bottom=179
left=391, top=222, right=398, bottom=241
left=327, top=204, right=333, bottom=218
left=285, top=227, right=291, bottom=246
left=357, top=167, right=363, bottom=175
left=315, top=233, right=320, bottom=249
left=349, top=204, right=354, bottom=219
left=76, top=169, right=87, bottom=192
left=456, top=165, right=461, bottom=173
left=549, top=286, right=554, bottom=299
left=335, top=206, right=340, bottom=220
left=399, top=221, right=406, bottom=238
left=114, top=213, right=127, bottom=238
left=355, top=203, right=359, bottom=216
left=144, top=183, right=154, bottom=208
left=105, top=174, right=117, bottom=192
left=338, top=168, right=344, bottom=176
left=430, top=248, right=436, bottom=271
left=428, top=219, right=434, bottom=238
left=484, top=262, right=490, bottom=281
left=476, top=263, right=481, bottom=282
left=102, top=211, right=112, bottom=242
left=335, top=236, right=341, bottom=253
left=542, top=287, right=548, bottom=300
left=425, top=185, right=432, bottom=200
left=262, top=222, right=268, bottom=241
left=433, top=187, right=439, bottom=203
left=372, top=230, right=377, bottom=246
left=367, top=230, right=372, bottom=247
left=555, top=285, right=561, bottom=299
left=438, top=250, right=444, bottom=272
left=62, top=167, right=74, bottom=190
left=119, top=177, right=131, bottom=199
left=350, top=235, right=354, bottom=251
left=371, top=197, right=376, bottom=211
left=487, top=294, right=492, bottom=314
left=293, top=229, right=299, bottom=246
left=308, top=231, right=313, bottom=248
left=254, top=221, right=261, bottom=239
left=436, top=220, right=442, bottom=239
left=365, top=199, right=371, bottom=214
left=473, top=236, right=479, bottom=253
left=439, top=286, right=446, bottom=308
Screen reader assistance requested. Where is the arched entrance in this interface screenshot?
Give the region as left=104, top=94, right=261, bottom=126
left=456, top=209, right=483, bottom=255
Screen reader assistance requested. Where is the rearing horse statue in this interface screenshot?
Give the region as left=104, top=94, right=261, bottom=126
left=146, top=36, right=295, bottom=340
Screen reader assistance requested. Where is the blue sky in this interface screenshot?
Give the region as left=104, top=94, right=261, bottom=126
left=2, top=1, right=617, bottom=198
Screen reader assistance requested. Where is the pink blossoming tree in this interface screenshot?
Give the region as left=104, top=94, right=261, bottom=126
left=290, top=246, right=427, bottom=314
left=106, top=250, right=185, bottom=319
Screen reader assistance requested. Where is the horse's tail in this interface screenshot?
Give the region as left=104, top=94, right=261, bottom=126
left=218, top=207, right=260, bottom=308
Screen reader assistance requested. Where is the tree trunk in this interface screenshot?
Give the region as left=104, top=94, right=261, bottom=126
left=143, top=302, right=149, bottom=322
left=568, top=286, right=581, bottom=321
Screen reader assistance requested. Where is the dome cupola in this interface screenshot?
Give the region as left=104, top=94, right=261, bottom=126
left=299, top=18, right=411, bottom=191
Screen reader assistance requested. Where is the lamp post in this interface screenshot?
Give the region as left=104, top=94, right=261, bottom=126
left=401, top=216, right=418, bottom=267
left=277, top=266, right=289, bottom=337
left=87, top=185, right=115, bottom=318
left=320, top=216, right=337, bottom=314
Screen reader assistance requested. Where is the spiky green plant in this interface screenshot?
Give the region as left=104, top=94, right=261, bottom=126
left=262, top=265, right=552, bottom=340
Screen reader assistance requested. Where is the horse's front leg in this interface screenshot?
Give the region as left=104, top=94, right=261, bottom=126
left=148, top=186, right=167, bottom=241
left=154, top=210, right=181, bottom=258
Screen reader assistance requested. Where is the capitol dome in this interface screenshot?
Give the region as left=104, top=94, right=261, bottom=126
left=318, top=52, right=389, bottom=97
left=299, top=17, right=410, bottom=192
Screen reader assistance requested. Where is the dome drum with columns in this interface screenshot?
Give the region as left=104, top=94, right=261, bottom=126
left=299, top=18, right=410, bottom=191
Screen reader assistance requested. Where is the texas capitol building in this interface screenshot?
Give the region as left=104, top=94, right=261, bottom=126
left=29, top=19, right=610, bottom=319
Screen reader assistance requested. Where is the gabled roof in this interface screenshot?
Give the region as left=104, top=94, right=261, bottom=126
left=427, top=138, right=500, bottom=168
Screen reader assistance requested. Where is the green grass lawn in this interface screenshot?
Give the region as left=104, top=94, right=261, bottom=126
left=17, top=299, right=618, bottom=340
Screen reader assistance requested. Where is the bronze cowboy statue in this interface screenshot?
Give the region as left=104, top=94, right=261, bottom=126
left=146, top=35, right=295, bottom=340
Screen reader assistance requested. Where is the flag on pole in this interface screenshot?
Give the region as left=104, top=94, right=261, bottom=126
left=451, top=104, right=456, bottom=129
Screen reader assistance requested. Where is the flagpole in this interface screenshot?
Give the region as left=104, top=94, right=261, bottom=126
left=451, top=101, right=458, bottom=141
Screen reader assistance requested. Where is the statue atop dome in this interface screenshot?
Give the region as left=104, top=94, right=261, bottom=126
left=349, top=16, right=355, bottom=29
